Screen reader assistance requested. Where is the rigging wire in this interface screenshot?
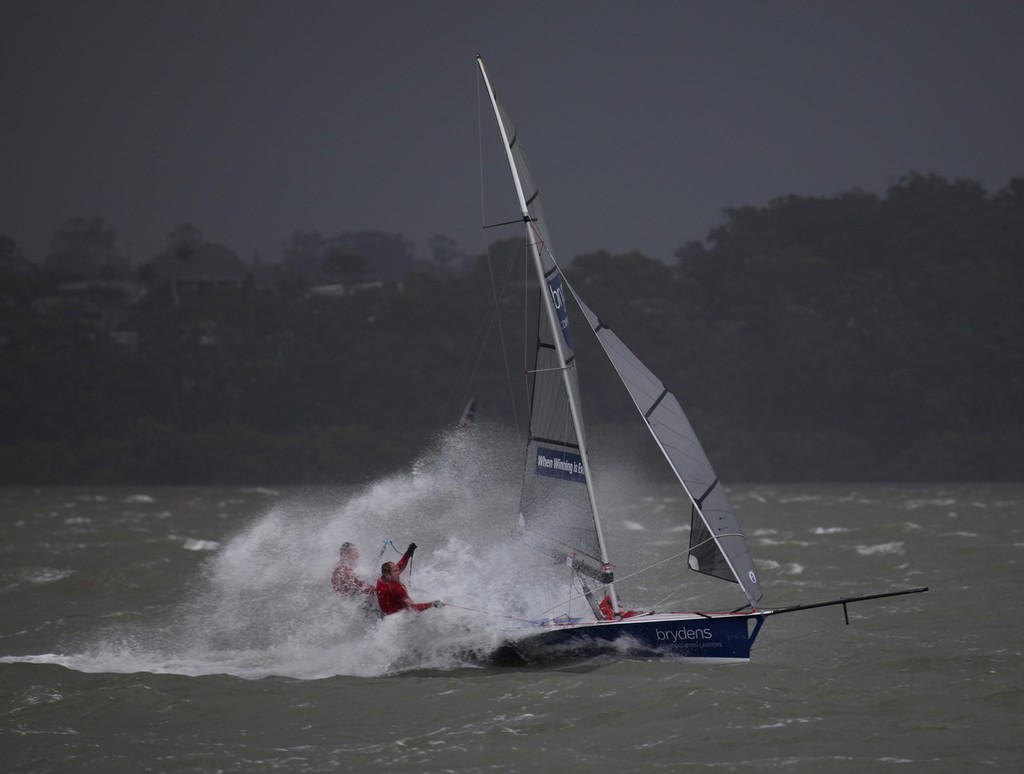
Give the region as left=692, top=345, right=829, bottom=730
left=442, top=602, right=535, bottom=624
left=430, top=69, right=528, bottom=435
left=474, top=68, right=526, bottom=436
left=433, top=239, right=522, bottom=434
left=524, top=548, right=696, bottom=619
left=432, top=274, right=503, bottom=430
left=376, top=539, right=413, bottom=585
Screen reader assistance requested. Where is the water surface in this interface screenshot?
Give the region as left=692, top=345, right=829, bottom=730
left=2, top=476, right=1020, bottom=772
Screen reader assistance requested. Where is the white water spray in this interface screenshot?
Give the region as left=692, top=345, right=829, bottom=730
left=32, top=426, right=583, bottom=679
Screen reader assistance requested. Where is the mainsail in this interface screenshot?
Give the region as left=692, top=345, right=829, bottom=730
left=477, top=57, right=613, bottom=591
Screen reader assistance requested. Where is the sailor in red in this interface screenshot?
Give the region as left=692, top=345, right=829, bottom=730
left=599, top=594, right=641, bottom=620
left=375, top=543, right=443, bottom=615
left=331, top=542, right=374, bottom=598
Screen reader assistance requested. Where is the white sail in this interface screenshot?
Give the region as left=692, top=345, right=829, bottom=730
left=568, top=290, right=763, bottom=605
left=477, top=57, right=613, bottom=589
left=478, top=55, right=763, bottom=613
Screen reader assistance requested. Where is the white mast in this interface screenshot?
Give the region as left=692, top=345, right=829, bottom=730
left=477, top=56, right=619, bottom=615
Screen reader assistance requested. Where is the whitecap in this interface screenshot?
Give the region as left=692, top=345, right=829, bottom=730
left=0, top=653, right=73, bottom=668
left=182, top=538, right=221, bottom=551
left=902, top=498, right=956, bottom=510
left=736, top=492, right=768, bottom=503
left=811, top=526, right=849, bottom=535
left=22, top=686, right=65, bottom=706
left=122, top=494, right=155, bottom=503
left=758, top=538, right=812, bottom=547
left=753, top=559, right=803, bottom=575
left=622, top=521, right=645, bottom=531
left=855, top=542, right=905, bottom=556
left=754, top=717, right=818, bottom=730
left=23, top=568, right=74, bottom=584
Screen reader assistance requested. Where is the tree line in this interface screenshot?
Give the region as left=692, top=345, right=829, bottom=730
left=1, top=173, right=1021, bottom=484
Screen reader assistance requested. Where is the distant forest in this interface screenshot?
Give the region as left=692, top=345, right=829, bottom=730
left=1, top=173, right=1021, bottom=485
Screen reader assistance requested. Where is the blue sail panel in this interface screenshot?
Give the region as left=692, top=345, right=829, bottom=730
left=546, top=273, right=574, bottom=351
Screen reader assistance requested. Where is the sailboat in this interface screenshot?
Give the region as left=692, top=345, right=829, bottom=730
left=474, top=56, right=925, bottom=664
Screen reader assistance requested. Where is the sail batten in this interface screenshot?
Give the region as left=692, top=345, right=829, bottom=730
left=531, top=436, right=580, bottom=449
left=696, top=478, right=719, bottom=506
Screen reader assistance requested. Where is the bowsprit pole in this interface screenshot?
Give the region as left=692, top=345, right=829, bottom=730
left=760, top=586, right=929, bottom=624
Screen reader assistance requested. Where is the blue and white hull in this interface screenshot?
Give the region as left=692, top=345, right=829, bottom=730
left=491, top=612, right=767, bottom=665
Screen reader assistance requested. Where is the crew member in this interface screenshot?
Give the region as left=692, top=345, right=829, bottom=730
left=599, top=594, right=641, bottom=620
left=331, top=542, right=374, bottom=599
left=375, top=542, right=444, bottom=615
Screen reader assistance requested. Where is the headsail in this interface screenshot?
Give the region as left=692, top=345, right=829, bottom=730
left=567, top=289, right=764, bottom=605
left=477, top=57, right=615, bottom=593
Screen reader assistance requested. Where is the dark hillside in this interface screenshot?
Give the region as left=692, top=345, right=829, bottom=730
left=1, top=175, right=1021, bottom=484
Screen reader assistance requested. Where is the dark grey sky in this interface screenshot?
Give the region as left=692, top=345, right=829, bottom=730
left=4, top=1, right=1023, bottom=266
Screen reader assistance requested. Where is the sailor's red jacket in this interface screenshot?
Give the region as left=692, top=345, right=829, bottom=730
left=375, top=553, right=431, bottom=615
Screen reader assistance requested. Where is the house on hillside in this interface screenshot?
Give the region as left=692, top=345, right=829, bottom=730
left=31, top=279, right=148, bottom=350
left=144, top=242, right=250, bottom=305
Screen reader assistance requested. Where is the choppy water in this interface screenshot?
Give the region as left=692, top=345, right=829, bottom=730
left=1, top=435, right=1021, bottom=771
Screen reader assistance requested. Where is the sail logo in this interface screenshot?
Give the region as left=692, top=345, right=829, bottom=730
left=536, top=447, right=586, bottom=483
left=546, top=274, right=574, bottom=350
